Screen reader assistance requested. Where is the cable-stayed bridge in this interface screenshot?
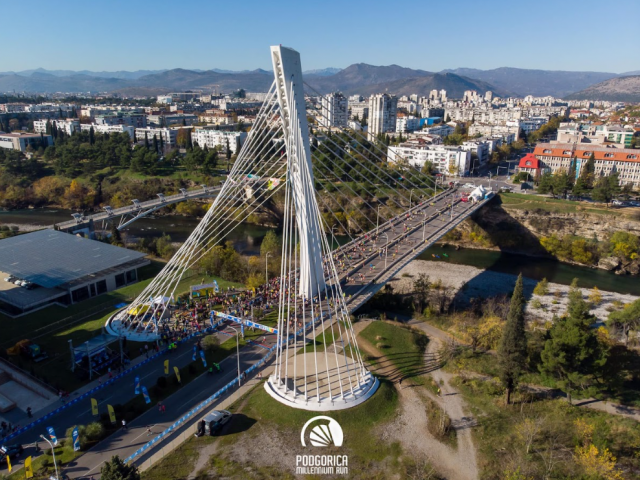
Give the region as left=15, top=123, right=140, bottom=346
left=105, top=46, right=492, bottom=411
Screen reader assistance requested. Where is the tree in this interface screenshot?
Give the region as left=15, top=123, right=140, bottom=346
left=89, top=126, right=95, bottom=145
left=413, top=273, right=430, bottom=312
left=539, top=279, right=608, bottom=403
left=101, top=455, right=140, bottom=480
left=592, top=173, right=620, bottom=204
left=588, top=286, right=602, bottom=306
left=533, top=278, right=549, bottom=296
left=537, top=171, right=554, bottom=195
left=552, top=170, right=574, bottom=199
left=202, top=334, right=220, bottom=353
left=607, top=298, right=640, bottom=346
left=110, top=222, right=123, bottom=246
left=497, top=274, right=528, bottom=404
left=260, top=230, right=280, bottom=257
left=202, top=148, right=218, bottom=175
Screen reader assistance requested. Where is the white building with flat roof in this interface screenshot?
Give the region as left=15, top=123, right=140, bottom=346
left=80, top=124, right=134, bottom=139
left=193, top=129, right=247, bottom=154
left=34, top=119, right=80, bottom=136
left=319, top=92, right=348, bottom=129
left=0, top=132, right=53, bottom=152
left=134, top=127, right=177, bottom=147
left=368, top=93, right=397, bottom=140
left=388, top=141, right=471, bottom=176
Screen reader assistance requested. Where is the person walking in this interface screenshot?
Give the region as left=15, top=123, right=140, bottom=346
left=122, top=419, right=127, bottom=430
left=26, top=407, right=32, bottom=418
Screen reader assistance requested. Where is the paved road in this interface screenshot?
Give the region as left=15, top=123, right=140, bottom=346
left=3, top=187, right=490, bottom=478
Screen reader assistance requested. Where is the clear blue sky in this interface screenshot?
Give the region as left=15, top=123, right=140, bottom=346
left=2, top=0, right=638, bottom=74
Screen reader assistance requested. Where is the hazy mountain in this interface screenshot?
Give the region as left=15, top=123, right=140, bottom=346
left=442, top=67, right=619, bottom=97
left=0, top=68, right=167, bottom=80
left=0, top=73, right=127, bottom=93
left=340, top=73, right=507, bottom=99
left=303, top=68, right=342, bottom=77
left=306, top=64, right=433, bottom=93
left=112, top=68, right=274, bottom=96
left=564, top=75, right=640, bottom=102
left=621, top=70, right=640, bottom=76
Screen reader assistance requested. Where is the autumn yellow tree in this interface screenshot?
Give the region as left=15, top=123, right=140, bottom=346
left=574, top=418, right=624, bottom=480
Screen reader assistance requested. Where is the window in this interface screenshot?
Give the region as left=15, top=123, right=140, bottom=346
left=72, top=286, right=90, bottom=303
left=96, top=280, right=107, bottom=295
left=583, top=152, right=591, bottom=157
left=525, top=161, right=531, bottom=166
left=605, top=153, right=613, bottom=158
left=126, top=270, right=136, bottom=284
left=115, top=273, right=126, bottom=288
left=543, top=149, right=552, bottom=154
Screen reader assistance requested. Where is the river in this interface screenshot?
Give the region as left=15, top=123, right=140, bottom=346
left=2, top=208, right=639, bottom=295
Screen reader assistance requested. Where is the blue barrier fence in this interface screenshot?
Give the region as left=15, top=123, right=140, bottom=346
left=124, top=310, right=326, bottom=464
left=125, top=344, right=277, bottom=464
left=4, top=320, right=227, bottom=443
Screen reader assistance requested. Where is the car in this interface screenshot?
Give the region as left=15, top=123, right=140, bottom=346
left=195, top=409, right=233, bottom=437
left=13, top=279, right=22, bottom=286
left=0, top=444, right=24, bottom=463
left=4, top=276, right=14, bottom=283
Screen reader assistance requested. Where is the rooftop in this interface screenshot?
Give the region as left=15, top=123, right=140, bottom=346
left=0, top=229, right=147, bottom=289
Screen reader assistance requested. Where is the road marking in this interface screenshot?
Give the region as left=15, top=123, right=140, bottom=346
left=131, top=424, right=158, bottom=444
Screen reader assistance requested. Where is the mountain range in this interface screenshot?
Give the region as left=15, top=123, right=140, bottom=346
left=565, top=75, right=640, bottom=103
left=0, top=65, right=638, bottom=101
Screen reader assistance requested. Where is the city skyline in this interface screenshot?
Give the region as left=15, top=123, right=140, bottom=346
left=1, top=0, right=638, bottom=74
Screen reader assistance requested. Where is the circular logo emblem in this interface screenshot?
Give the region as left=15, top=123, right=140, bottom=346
left=300, top=416, right=344, bottom=447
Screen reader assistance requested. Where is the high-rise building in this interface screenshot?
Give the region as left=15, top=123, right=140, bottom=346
left=368, top=94, right=397, bottom=140
left=320, top=92, right=348, bottom=129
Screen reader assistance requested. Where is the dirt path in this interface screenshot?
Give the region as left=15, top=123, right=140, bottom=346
left=357, top=320, right=479, bottom=480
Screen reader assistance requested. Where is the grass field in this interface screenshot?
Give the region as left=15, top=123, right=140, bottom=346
left=142, top=379, right=401, bottom=480
left=0, top=260, right=245, bottom=392
left=498, top=192, right=632, bottom=217
left=360, top=321, right=429, bottom=383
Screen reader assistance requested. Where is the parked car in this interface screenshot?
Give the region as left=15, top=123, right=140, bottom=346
left=4, top=276, right=15, bottom=283
left=0, top=444, right=24, bottom=464
left=13, top=279, right=22, bottom=286
left=195, top=410, right=232, bottom=437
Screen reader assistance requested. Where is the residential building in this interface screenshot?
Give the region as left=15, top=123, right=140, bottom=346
left=349, top=101, right=369, bottom=121
left=193, top=129, right=247, bottom=154
left=461, top=140, right=490, bottom=164
left=147, top=113, right=198, bottom=127
left=517, top=153, right=542, bottom=178
left=319, top=92, right=348, bottom=129
left=134, top=127, right=177, bottom=147
left=0, top=132, right=53, bottom=152
left=556, top=123, right=635, bottom=148
left=368, top=94, right=397, bottom=140
left=80, top=124, right=135, bottom=139
left=396, top=116, right=421, bottom=134
left=421, top=124, right=454, bottom=137
left=533, top=143, right=640, bottom=189
left=388, top=140, right=471, bottom=176
left=96, top=112, right=147, bottom=129
left=33, top=119, right=80, bottom=136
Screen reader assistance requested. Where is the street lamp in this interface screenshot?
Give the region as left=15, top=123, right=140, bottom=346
left=228, top=325, right=241, bottom=386
left=265, top=252, right=271, bottom=283
left=40, top=435, right=59, bottom=480
left=381, top=233, right=389, bottom=270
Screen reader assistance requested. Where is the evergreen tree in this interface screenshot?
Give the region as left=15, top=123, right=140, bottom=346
left=539, top=279, right=608, bottom=403
left=537, top=171, right=554, bottom=194
left=153, top=134, right=158, bottom=154
left=144, top=131, right=149, bottom=150
left=497, top=274, right=528, bottom=405
left=592, top=172, right=620, bottom=204
left=89, top=126, right=95, bottom=146
left=110, top=222, right=122, bottom=246
left=101, top=455, right=140, bottom=480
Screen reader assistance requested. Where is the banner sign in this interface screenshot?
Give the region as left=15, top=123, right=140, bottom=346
left=199, top=349, right=207, bottom=368
left=190, top=281, right=219, bottom=297
left=108, top=405, right=116, bottom=424
left=213, top=311, right=243, bottom=323
left=24, top=456, right=33, bottom=478
left=72, top=426, right=81, bottom=451
left=47, top=426, right=58, bottom=445
left=174, top=366, right=181, bottom=383
left=135, top=376, right=141, bottom=395
left=244, top=319, right=278, bottom=334
left=164, top=359, right=169, bottom=375
left=192, top=345, right=197, bottom=361
left=91, top=398, right=98, bottom=416
left=141, top=386, right=151, bottom=404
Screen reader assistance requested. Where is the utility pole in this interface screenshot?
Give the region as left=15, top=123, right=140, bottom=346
left=265, top=252, right=271, bottom=283
left=40, top=435, right=59, bottom=480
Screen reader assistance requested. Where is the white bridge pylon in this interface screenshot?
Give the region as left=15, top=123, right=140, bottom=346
left=264, top=45, right=378, bottom=410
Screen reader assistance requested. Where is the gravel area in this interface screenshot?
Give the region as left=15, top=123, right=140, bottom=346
left=387, top=260, right=638, bottom=326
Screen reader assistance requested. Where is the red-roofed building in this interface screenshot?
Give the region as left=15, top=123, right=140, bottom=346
left=518, top=153, right=543, bottom=177
left=533, top=143, right=640, bottom=189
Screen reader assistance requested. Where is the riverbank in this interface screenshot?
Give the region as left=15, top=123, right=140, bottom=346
left=388, top=259, right=638, bottom=324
